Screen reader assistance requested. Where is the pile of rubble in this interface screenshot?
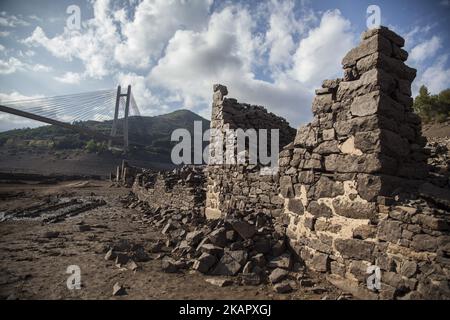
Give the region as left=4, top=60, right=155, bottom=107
left=137, top=166, right=205, bottom=191
left=122, top=195, right=333, bottom=294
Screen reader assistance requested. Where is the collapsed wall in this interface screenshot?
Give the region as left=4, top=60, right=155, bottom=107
left=133, top=166, right=206, bottom=212
left=278, top=27, right=450, bottom=299
left=205, top=85, right=296, bottom=219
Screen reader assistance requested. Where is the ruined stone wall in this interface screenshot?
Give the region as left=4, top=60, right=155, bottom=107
left=205, top=85, right=296, bottom=219
left=278, top=27, right=450, bottom=299
left=132, top=166, right=205, bottom=212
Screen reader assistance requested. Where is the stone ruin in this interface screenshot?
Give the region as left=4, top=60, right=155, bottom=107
left=132, top=166, right=205, bottom=213
left=128, top=27, right=449, bottom=299
left=277, top=26, right=449, bottom=299
left=111, top=160, right=142, bottom=187
left=205, top=84, right=296, bottom=219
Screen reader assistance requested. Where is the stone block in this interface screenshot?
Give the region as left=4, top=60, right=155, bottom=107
left=309, top=252, right=329, bottom=272
left=411, top=234, right=438, bottom=252
left=334, top=238, right=375, bottom=261
left=377, top=220, right=402, bottom=242
left=307, top=201, right=333, bottom=218
left=361, top=26, right=405, bottom=47
left=287, top=198, right=304, bottom=215
left=332, top=198, right=377, bottom=220
left=342, top=33, right=392, bottom=68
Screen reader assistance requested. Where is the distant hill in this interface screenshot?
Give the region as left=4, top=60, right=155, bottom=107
left=0, top=109, right=210, bottom=163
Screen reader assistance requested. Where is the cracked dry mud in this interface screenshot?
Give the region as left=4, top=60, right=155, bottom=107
left=0, top=180, right=340, bottom=300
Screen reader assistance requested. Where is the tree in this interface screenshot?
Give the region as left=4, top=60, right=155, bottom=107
left=413, top=85, right=450, bottom=123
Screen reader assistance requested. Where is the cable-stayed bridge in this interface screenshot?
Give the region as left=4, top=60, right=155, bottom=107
left=0, top=85, right=141, bottom=149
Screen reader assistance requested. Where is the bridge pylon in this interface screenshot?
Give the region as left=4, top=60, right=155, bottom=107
left=109, top=85, right=131, bottom=150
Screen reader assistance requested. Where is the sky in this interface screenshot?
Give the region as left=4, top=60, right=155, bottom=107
left=0, top=0, right=449, bottom=132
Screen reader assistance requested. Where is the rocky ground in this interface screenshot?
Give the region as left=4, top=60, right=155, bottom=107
left=0, top=180, right=342, bottom=300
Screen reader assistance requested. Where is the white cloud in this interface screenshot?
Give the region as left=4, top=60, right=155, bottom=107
left=18, top=50, right=35, bottom=57
left=28, top=15, right=42, bottom=22
left=265, top=0, right=298, bottom=68
left=410, top=36, right=442, bottom=63
left=0, top=31, right=10, bottom=37
left=0, top=44, right=4, bottom=51
left=30, top=64, right=52, bottom=72
left=265, top=0, right=316, bottom=69
left=22, top=0, right=120, bottom=79
left=415, top=54, right=450, bottom=94
left=22, top=0, right=212, bottom=77
left=0, top=12, right=30, bottom=27
left=0, top=56, right=52, bottom=74
left=0, top=57, right=25, bottom=74
left=54, top=72, right=83, bottom=84
left=149, top=4, right=318, bottom=127
left=149, top=6, right=258, bottom=108
left=114, top=0, right=212, bottom=68
left=291, top=9, right=355, bottom=87
left=0, top=91, right=44, bottom=102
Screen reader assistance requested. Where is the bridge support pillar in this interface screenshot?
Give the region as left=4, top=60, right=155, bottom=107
left=109, top=85, right=131, bottom=151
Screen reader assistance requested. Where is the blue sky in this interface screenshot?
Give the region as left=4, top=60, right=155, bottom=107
left=0, top=0, right=449, bottom=131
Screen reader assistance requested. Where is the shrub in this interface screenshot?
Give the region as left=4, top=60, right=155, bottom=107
left=85, top=139, right=108, bottom=153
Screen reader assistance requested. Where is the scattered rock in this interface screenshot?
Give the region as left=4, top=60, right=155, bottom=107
left=273, top=281, right=293, bottom=293
left=115, top=253, right=129, bottom=266
left=230, top=220, right=256, bottom=239
left=268, top=253, right=292, bottom=270
left=269, top=268, right=289, bottom=284
left=240, top=273, right=261, bottom=286
left=112, top=282, right=126, bottom=296
left=161, top=257, right=179, bottom=273
left=104, top=249, right=115, bottom=261
left=208, top=227, right=227, bottom=247
left=43, top=231, right=60, bottom=239
left=193, top=253, right=217, bottom=273
left=205, top=278, right=233, bottom=287
left=212, top=250, right=248, bottom=276
left=75, top=224, right=91, bottom=232
left=126, top=260, right=139, bottom=272
left=198, top=244, right=223, bottom=256
left=186, top=230, right=204, bottom=246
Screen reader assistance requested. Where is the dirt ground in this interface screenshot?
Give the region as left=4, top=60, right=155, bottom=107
left=0, top=180, right=338, bottom=300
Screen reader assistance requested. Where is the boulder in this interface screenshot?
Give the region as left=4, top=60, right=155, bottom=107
left=112, top=282, right=126, bottom=296
left=208, top=227, right=227, bottom=247
left=230, top=220, right=256, bottom=239
left=161, top=257, right=179, bottom=273
left=268, top=253, right=292, bottom=270
left=212, top=250, right=248, bottom=276
left=193, top=253, right=218, bottom=273
left=199, top=244, right=224, bottom=256
left=241, top=273, right=262, bottom=286
left=273, top=281, right=293, bottom=294
left=115, top=253, right=129, bottom=266
left=205, top=278, right=233, bottom=287
left=269, top=268, right=289, bottom=284
left=186, top=230, right=204, bottom=246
